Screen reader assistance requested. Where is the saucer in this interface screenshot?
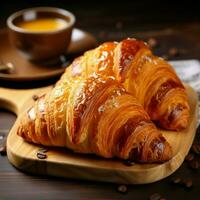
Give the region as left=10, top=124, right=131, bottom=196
left=0, top=28, right=97, bottom=82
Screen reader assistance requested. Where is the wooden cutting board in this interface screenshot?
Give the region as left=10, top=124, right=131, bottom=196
left=0, top=84, right=198, bottom=184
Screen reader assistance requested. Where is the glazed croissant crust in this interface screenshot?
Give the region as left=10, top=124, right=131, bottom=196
left=17, top=38, right=190, bottom=163
left=18, top=74, right=172, bottom=162
left=67, top=38, right=190, bottom=131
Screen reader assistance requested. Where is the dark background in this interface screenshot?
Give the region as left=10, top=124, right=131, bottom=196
left=1, top=0, right=200, bottom=42
left=1, top=0, right=200, bottom=64
left=0, top=1, right=200, bottom=199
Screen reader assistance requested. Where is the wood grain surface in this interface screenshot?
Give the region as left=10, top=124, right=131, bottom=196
left=0, top=84, right=198, bottom=184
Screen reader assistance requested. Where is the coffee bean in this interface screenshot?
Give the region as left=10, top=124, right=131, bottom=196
left=189, top=160, right=199, bottom=170
left=185, top=153, right=194, bottom=162
left=191, top=144, right=200, bottom=155
left=0, top=144, right=7, bottom=156
left=37, top=152, right=47, bottom=159
left=32, top=94, right=39, bottom=101
left=123, top=159, right=135, bottom=166
left=171, top=177, right=182, bottom=184
left=159, top=198, right=167, bottom=200
left=149, top=193, right=161, bottom=200
left=169, top=47, right=179, bottom=57
left=38, top=147, right=49, bottom=153
left=117, top=185, right=127, bottom=194
left=183, top=179, right=193, bottom=188
left=147, top=38, right=158, bottom=48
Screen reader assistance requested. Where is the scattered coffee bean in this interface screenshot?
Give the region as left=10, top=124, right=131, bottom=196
left=0, top=144, right=7, bottom=156
left=147, top=38, right=158, bottom=48
left=149, top=193, right=161, bottom=200
left=37, top=151, right=47, bottom=159
left=171, top=177, right=182, bottom=184
left=191, top=144, right=200, bottom=155
left=160, top=198, right=167, bottom=200
left=117, top=185, right=127, bottom=194
left=185, top=153, right=194, bottom=162
left=38, top=147, right=49, bottom=153
left=183, top=179, right=193, bottom=188
left=32, top=94, right=39, bottom=101
left=169, top=47, right=179, bottom=57
left=123, top=159, right=135, bottom=166
left=189, top=160, right=199, bottom=170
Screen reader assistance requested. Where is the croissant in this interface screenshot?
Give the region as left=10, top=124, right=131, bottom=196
left=66, top=38, right=190, bottom=131
left=17, top=72, right=172, bottom=163
left=17, top=38, right=190, bottom=163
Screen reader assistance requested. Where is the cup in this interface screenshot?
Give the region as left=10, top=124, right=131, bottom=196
left=7, top=7, right=75, bottom=62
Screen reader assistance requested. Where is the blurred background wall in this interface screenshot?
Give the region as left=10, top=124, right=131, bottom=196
left=0, top=0, right=199, bottom=42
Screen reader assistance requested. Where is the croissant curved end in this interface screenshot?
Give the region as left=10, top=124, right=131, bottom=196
left=128, top=136, right=173, bottom=163
left=158, top=105, right=190, bottom=131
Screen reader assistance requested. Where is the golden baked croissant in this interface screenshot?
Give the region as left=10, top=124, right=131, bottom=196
left=67, top=38, right=190, bottom=131
left=17, top=73, right=172, bottom=163
left=17, top=38, right=190, bottom=163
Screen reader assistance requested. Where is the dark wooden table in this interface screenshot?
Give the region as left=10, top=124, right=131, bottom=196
left=0, top=1, right=200, bottom=199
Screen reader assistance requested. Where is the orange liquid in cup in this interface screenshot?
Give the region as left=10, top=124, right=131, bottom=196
left=17, top=18, right=68, bottom=32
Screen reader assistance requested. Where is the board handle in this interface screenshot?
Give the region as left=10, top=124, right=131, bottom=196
left=0, top=86, right=50, bottom=115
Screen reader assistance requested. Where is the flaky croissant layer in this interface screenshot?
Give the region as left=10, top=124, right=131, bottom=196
left=69, top=38, right=190, bottom=131
left=17, top=38, right=190, bottom=163
left=18, top=74, right=172, bottom=162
